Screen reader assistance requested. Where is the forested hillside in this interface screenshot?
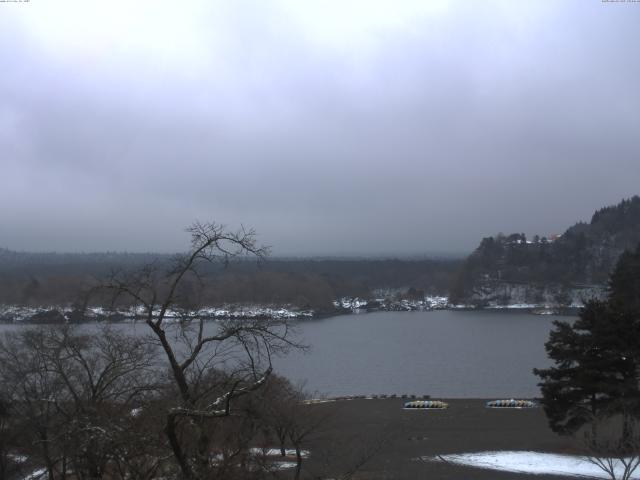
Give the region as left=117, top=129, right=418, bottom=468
left=0, top=249, right=460, bottom=312
left=450, top=196, right=640, bottom=306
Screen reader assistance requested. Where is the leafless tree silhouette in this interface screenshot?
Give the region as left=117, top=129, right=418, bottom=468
left=101, top=222, right=303, bottom=479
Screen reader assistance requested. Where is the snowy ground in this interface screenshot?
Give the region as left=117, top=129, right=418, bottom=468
left=248, top=447, right=309, bottom=458
left=423, top=451, right=640, bottom=479
left=0, top=304, right=314, bottom=322
left=335, top=295, right=450, bottom=311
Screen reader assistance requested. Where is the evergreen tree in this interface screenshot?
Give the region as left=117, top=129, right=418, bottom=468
left=534, top=244, right=640, bottom=436
left=609, top=244, right=640, bottom=315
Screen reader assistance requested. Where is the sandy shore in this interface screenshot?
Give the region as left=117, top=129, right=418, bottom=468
left=302, top=398, right=579, bottom=480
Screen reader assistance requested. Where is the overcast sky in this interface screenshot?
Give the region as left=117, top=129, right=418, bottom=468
left=1, top=0, right=639, bottom=256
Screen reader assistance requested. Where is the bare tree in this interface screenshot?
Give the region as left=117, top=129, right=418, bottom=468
left=0, top=325, right=160, bottom=480
left=584, top=412, right=640, bottom=480
left=0, top=393, right=24, bottom=480
left=251, top=378, right=387, bottom=480
left=248, top=375, right=326, bottom=479
left=101, top=222, right=302, bottom=479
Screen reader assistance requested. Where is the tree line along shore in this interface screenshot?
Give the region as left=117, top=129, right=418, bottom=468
left=2, top=196, right=639, bottom=318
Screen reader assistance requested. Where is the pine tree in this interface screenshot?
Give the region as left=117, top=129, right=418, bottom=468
left=534, top=245, right=640, bottom=436
left=609, top=244, right=640, bottom=315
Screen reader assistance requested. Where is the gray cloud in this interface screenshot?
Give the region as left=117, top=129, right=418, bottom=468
left=1, top=1, right=639, bottom=255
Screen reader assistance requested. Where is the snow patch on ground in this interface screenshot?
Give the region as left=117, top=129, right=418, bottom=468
left=488, top=303, right=539, bottom=309
left=22, top=468, right=46, bottom=480
left=335, top=295, right=449, bottom=312
left=270, top=461, right=297, bottom=470
left=424, top=451, right=640, bottom=479
left=248, top=447, right=310, bottom=458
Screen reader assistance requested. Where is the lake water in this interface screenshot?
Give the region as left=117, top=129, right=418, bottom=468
left=0, top=310, right=563, bottom=398
left=273, top=310, right=560, bottom=398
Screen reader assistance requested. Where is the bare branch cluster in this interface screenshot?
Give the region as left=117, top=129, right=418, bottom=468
left=0, top=222, right=378, bottom=480
left=96, top=222, right=302, bottom=479
left=584, top=414, right=640, bottom=480
left=0, top=325, right=162, bottom=480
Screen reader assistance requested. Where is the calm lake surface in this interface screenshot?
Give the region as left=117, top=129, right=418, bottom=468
left=0, top=310, right=565, bottom=398
left=273, top=310, right=561, bottom=398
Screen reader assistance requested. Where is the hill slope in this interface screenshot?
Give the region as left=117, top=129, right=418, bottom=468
left=450, top=196, right=640, bottom=306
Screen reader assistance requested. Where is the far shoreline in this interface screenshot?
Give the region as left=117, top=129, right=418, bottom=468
left=0, top=302, right=581, bottom=324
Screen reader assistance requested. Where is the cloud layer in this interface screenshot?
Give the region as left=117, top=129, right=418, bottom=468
left=1, top=1, right=639, bottom=255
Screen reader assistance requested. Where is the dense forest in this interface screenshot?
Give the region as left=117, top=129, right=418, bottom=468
left=0, top=249, right=460, bottom=313
left=450, top=196, right=640, bottom=305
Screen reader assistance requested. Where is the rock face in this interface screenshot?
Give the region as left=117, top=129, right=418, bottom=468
left=450, top=196, right=640, bottom=307
left=458, top=280, right=605, bottom=308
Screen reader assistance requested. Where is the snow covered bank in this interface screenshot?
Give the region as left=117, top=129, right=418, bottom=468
left=423, top=451, right=640, bottom=479
left=334, top=295, right=449, bottom=312
left=0, top=304, right=314, bottom=323
left=459, top=281, right=606, bottom=310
